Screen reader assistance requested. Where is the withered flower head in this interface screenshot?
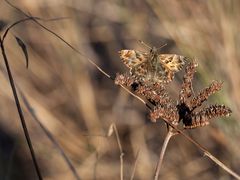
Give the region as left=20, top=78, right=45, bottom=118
left=115, top=61, right=232, bottom=130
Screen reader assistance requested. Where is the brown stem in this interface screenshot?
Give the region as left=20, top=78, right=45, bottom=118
left=130, top=149, right=140, bottom=180
left=18, top=89, right=81, bottom=180
left=0, top=38, right=42, bottom=179
left=170, top=126, right=240, bottom=180
left=113, top=123, right=124, bottom=180
left=204, top=151, right=240, bottom=179
left=154, top=130, right=174, bottom=180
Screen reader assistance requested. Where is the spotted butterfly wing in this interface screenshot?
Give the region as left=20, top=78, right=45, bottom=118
left=118, top=50, right=149, bottom=76
left=119, top=49, right=187, bottom=84
left=119, top=50, right=147, bottom=68
left=159, top=54, right=187, bottom=72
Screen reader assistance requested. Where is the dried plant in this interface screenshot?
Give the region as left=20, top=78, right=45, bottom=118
left=116, top=61, right=232, bottom=130
left=115, top=60, right=234, bottom=179
left=2, top=1, right=238, bottom=179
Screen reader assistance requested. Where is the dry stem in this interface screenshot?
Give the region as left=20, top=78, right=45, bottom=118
left=0, top=36, right=42, bottom=180
left=130, top=149, right=140, bottom=180
left=154, top=129, right=175, bottom=180
left=113, top=123, right=124, bottom=180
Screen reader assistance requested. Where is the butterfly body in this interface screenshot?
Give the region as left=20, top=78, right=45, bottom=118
left=119, top=47, right=187, bottom=83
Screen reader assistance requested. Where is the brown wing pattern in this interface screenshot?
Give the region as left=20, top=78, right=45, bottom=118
left=118, top=50, right=148, bottom=69
left=118, top=49, right=188, bottom=84
left=159, top=54, right=186, bottom=72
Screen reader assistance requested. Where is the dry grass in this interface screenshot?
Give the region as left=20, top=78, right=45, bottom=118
left=0, top=0, right=240, bottom=179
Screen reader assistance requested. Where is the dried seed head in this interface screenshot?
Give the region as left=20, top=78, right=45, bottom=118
left=149, top=105, right=179, bottom=125
left=179, top=61, right=198, bottom=104
left=115, top=73, right=135, bottom=87
left=183, top=113, right=210, bottom=129
left=202, top=104, right=232, bottom=118
left=184, top=105, right=232, bottom=129
left=190, top=81, right=223, bottom=110
left=116, top=56, right=232, bottom=131
left=135, top=83, right=172, bottom=106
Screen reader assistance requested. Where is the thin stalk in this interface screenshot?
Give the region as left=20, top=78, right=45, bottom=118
left=18, top=89, right=81, bottom=180
left=0, top=39, right=42, bottom=180
left=154, top=130, right=174, bottom=180
left=113, top=123, right=124, bottom=180
left=130, top=149, right=140, bottom=180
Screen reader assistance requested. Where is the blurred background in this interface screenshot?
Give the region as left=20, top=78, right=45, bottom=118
left=0, top=0, right=240, bottom=179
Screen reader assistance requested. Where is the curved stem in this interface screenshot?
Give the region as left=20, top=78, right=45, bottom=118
left=0, top=39, right=42, bottom=179
left=154, top=130, right=174, bottom=180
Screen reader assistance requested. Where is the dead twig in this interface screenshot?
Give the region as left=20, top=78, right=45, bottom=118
left=18, top=89, right=81, bottom=180
left=130, top=149, right=140, bottom=180
left=113, top=123, right=124, bottom=180
left=0, top=35, right=42, bottom=180
left=154, top=129, right=175, bottom=180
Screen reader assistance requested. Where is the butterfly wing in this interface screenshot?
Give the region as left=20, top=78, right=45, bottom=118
left=119, top=50, right=188, bottom=84
left=150, top=66, right=174, bottom=83
left=158, top=54, right=187, bottom=72
left=148, top=54, right=187, bottom=83
left=119, top=50, right=148, bottom=69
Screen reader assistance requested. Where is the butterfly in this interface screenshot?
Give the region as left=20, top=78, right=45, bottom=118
left=119, top=41, right=188, bottom=83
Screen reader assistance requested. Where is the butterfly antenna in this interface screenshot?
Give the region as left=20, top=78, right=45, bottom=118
left=157, top=43, right=167, bottom=50
left=138, top=40, right=152, bottom=49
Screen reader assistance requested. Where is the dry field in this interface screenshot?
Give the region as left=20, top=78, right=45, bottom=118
left=0, top=0, right=240, bottom=179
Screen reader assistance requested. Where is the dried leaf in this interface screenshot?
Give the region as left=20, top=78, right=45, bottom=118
left=15, top=36, right=29, bottom=68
